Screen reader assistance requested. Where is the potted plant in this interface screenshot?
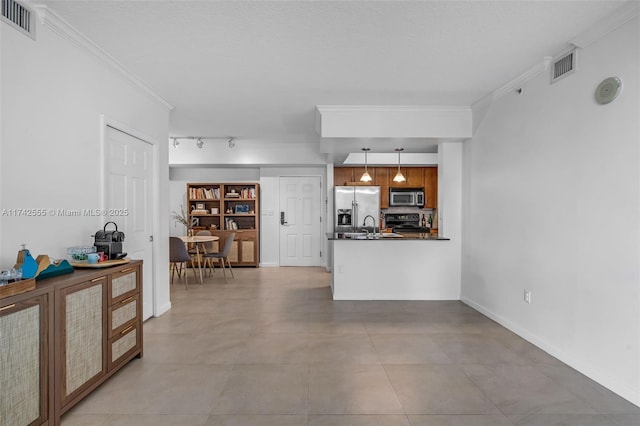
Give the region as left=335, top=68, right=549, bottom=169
left=172, top=205, right=197, bottom=236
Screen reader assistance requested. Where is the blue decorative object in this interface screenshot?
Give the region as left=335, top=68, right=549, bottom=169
left=234, top=204, right=249, bottom=213
left=36, top=259, right=74, bottom=281
left=14, top=249, right=38, bottom=279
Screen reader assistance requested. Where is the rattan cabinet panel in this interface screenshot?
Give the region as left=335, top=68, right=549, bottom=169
left=110, top=296, right=138, bottom=334
left=59, top=277, right=107, bottom=407
left=110, top=269, right=137, bottom=301
left=0, top=296, right=48, bottom=426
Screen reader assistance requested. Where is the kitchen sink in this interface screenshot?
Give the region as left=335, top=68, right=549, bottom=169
left=340, top=232, right=403, bottom=239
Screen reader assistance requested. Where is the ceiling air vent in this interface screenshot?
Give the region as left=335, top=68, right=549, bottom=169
left=551, top=49, right=576, bottom=84
left=1, top=0, right=35, bottom=40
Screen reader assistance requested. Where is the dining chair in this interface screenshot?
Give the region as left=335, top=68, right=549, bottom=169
left=202, top=232, right=235, bottom=283
left=169, top=236, right=197, bottom=289
left=195, top=230, right=218, bottom=277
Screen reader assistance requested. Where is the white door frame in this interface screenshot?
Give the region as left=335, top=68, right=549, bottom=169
left=100, top=115, right=161, bottom=317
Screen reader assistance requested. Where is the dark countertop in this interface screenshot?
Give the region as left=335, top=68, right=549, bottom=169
left=326, top=232, right=450, bottom=241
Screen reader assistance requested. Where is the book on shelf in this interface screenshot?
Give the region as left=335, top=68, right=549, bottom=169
left=189, top=187, right=220, bottom=200
left=224, top=217, right=238, bottom=230
left=190, top=209, right=208, bottom=215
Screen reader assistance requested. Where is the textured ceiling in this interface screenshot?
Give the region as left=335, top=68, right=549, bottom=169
left=39, top=0, right=628, bottom=145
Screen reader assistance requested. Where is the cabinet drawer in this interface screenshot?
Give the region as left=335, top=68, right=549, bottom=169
left=109, top=267, right=139, bottom=304
left=108, top=295, right=138, bottom=337
left=108, top=323, right=140, bottom=371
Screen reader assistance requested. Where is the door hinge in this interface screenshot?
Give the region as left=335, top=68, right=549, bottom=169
left=149, top=235, right=154, bottom=242
left=320, top=250, right=322, bottom=257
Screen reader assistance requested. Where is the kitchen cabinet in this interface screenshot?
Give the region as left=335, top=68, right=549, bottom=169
left=334, top=167, right=355, bottom=186
left=0, top=294, right=50, bottom=426
left=187, top=182, right=260, bottom=267
left=1, top=261, right=143, bottom=426
left=423, top=167, right=438, bottom=209
left=375, top=167, right=390, bottom=208
left=389, top=167, right=424, bottom=188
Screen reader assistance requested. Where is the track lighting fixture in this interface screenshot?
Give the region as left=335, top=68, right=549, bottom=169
left=170, top=136, right=236, bottom=148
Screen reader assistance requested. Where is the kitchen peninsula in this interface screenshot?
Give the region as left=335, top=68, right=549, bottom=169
left=327, top=233, right=460, bottom=300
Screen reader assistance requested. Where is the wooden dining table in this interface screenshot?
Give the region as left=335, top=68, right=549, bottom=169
left=178, top=235, right=220, bottom=283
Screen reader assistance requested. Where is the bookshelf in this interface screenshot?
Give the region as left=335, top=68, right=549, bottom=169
left=186, top=182, right=259, bottom=267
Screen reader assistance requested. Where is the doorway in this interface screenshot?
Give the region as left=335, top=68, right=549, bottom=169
left=104, top=125, right=154, bottom=320
left=279, top=176, right=322, bottom=266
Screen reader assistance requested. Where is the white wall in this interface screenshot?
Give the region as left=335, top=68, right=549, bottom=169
left=463, top=16, right=639, bottom=405
left=1, top=13, right=171, bottom=315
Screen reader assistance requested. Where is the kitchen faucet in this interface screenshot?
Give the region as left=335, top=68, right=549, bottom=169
left=362, top=215, right=377, bottom=234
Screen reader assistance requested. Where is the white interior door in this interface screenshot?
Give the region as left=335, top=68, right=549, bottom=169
left=279, top=176, right=322, bottom=266
left=105, top=125, right=154, bottom=320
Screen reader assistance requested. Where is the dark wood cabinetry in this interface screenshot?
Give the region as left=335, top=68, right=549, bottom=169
left=376, top=167, right=390, bottom=208
left=334, top=166, right=437, bottom=209
left=0, top=261, right=143, bottom=426
left=423, top=167, right=438, bottom=209
left=334, top=168, right=355, bottom=186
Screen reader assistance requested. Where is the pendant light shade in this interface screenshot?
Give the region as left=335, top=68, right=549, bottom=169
left=393, top=148, right=406, bottom=183
left=360, top=148, right=372, bottom=182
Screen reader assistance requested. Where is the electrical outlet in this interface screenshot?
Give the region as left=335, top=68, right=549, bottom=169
left=524, top=290, right=531, bottom=304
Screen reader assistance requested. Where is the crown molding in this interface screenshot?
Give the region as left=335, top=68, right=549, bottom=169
left=316, top=105, right=471, bottom=113
left=471, top=57, right=552, bottom=111
left=34, top=5, right=174, bottom=111
left=570, top=1, right=639, bottom=48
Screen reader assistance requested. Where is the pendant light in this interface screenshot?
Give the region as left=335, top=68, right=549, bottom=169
left=360, top=148, right=372, bottom=182
left=393, top=148, right=406, bottom=183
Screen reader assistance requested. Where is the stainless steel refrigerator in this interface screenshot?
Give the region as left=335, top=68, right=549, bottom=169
left=334, top=186, right=380, bottom=233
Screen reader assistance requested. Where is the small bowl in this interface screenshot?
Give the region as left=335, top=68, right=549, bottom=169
left=67, top=246, right=96, bottom=262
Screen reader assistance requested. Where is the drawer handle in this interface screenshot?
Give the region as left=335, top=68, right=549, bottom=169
left=91, top=276, right=106, bottom=282
left=0, top=304, right=16, bottom=312
left=120, top=325, right=134, bottom=335
left=120, top=268, right=133, bottom=273
left=120, top=296, right=135, bottom=304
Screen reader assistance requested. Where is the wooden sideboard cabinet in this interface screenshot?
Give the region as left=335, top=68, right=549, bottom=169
left=0, top=260, right=143, bottom=426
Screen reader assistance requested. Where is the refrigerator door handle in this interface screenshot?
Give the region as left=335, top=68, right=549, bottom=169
left=353, top=200, right=358, bottom=230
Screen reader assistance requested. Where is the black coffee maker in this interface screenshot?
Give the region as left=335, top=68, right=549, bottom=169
left=94, top=222, right=127, bottom=260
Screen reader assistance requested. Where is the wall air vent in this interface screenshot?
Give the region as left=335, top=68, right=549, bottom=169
left=551, top=49, right=576, bottom=84
left=1, top=0, right=35, bottom=40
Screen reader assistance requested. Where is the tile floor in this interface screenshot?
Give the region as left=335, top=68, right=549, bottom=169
left=62, top=267, right=640, bottom=426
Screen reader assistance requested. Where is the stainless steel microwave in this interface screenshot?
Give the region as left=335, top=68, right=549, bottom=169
left=389, top=188, right=425, bottom=207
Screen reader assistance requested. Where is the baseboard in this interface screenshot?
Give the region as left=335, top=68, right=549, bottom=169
left=154, top=301, right=172, bottom=317
left=461, top=296, right=640, bottom=407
